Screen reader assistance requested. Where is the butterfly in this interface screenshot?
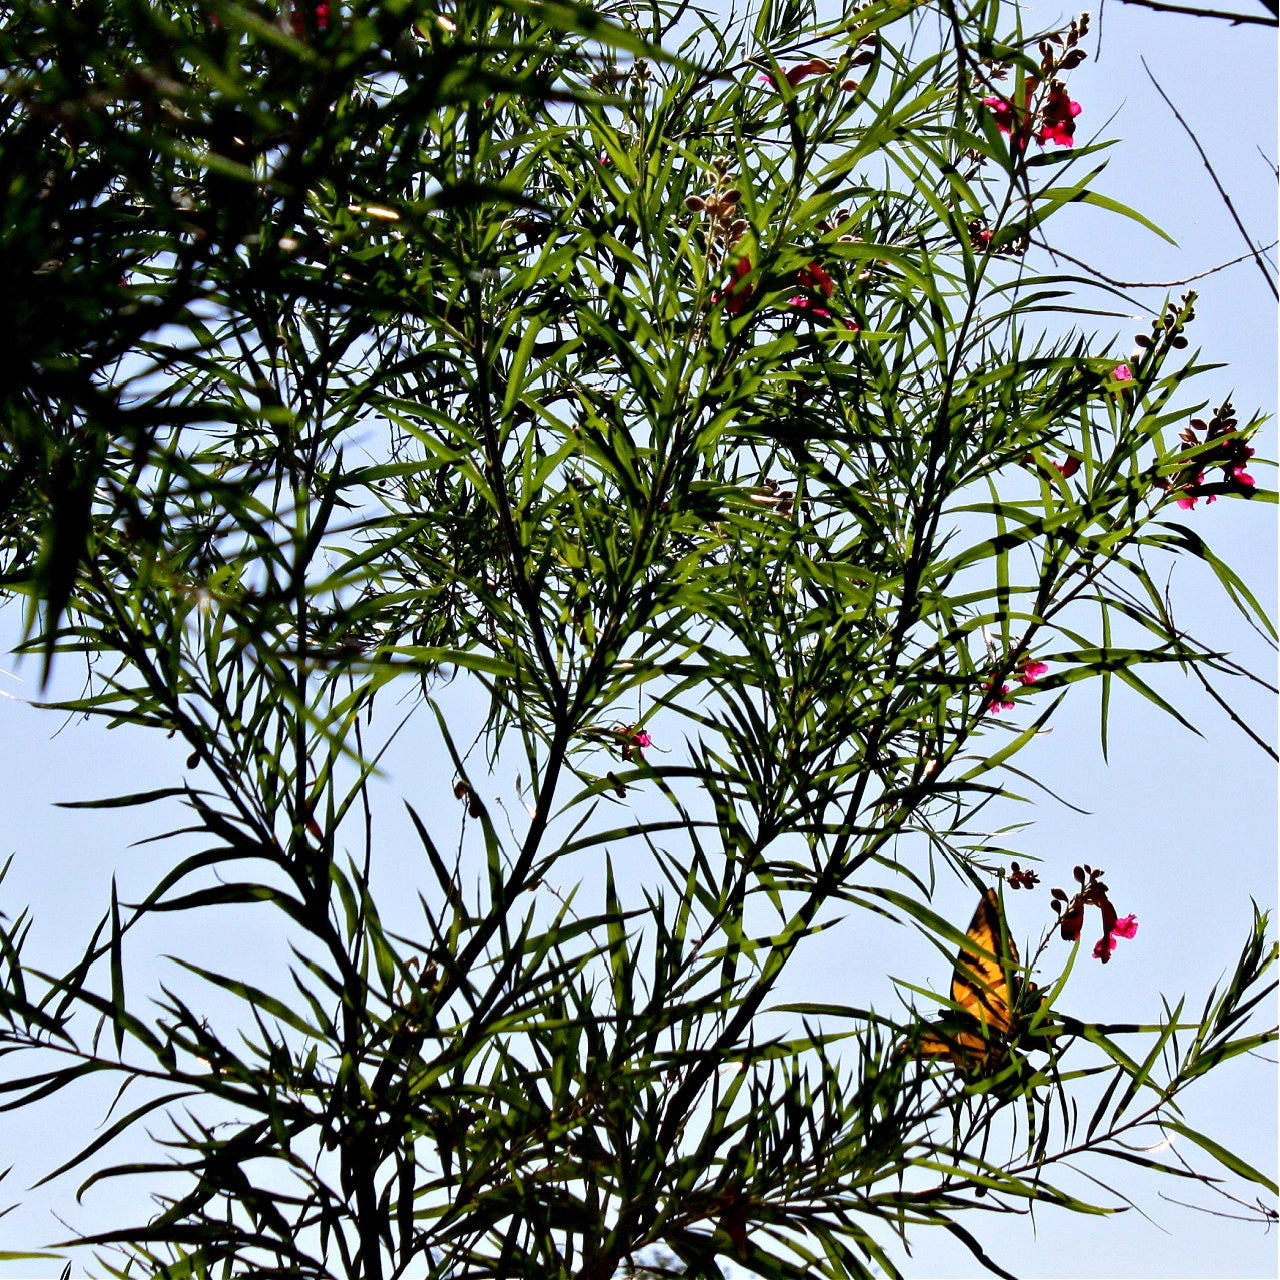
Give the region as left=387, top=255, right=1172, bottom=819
left=909, top=889, right=1036, bottom=1072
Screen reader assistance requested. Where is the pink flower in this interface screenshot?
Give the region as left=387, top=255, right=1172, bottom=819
left=796, top=261, right=834, bottom=296
left=1176, top=471, right=1207, bottom=509
left=983, top=95, right=1017, bottom=136
left=1093, top=914, right=1138, bottom=961
left=1017, top=659, right=1049, bottom=685
left=1231, top=464, right=1256, bottom=487
left=291, top=0, right=331, bottom=33
left=1112, top=914, right=1138, bottom=939
left=1053, top=456, right=1081, bottom=478
left=982, top=677, right=1015, bottom=713
left=1112, top=363, right=1133, bottom=382
left=789, top=263, right=834, bottom=318
left=1038, top=84, right=1082, bottom=147
left=619, top=725, right=652, bottom=762
left=788, top=296, right=831, bottom=318
left=718, top=256, right=754, bottom=315
left=983, top=92, right=1035, bottom=152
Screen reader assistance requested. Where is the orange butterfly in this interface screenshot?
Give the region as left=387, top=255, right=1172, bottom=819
left=910, top=889, right=1033, bottom=1071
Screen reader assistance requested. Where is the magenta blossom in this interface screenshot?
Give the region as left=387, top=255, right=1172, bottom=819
left=788, top=260, right=836, bottom=318
left=1038, top=84, right=1082, bottom=147
left=619, top=724, right=652, bottom=762
left=718, top=256, right=754, bottom=315
left=1176, top=471, right=1209, bottom=510
left=983, top=95, right=1018, bottom=136
left=1112, top=363, right=1133, bottom=382
left=1017, top=659, right=1049, bottom=685
left=982, top=677, right=1015, bottom=713
left=788, top=296, right=831, bottom=318
left=1093, top=913, right=1138, bottom=961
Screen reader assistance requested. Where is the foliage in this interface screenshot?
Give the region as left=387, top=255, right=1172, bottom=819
left=0, top=0, right=1274, bottom=1275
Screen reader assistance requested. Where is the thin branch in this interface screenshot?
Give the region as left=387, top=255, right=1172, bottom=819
left=1030, top=237, right=1279, bottom=292
left=1143, top=58, right=1280, bottom=301
left=1116, top=0, right=1276, bottom=23
left=1189, top=657, right=1279, bottom=759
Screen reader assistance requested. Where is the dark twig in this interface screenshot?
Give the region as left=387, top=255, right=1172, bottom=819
left=1117, top=0, right=1275, bottom=23
left=1030, top=237, right=1279, bottom=291
left=1189, top=658, right=1279, bottom=760
left=1143, top=58, right=1280, bottom=301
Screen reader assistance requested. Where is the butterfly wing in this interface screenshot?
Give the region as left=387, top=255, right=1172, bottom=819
left=909, top=889, right=1017, bottom=1069
left=951, top=888, right=1016, bottom=1037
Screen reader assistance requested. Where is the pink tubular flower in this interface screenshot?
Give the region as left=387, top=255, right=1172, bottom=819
left=1038, top=84, right=1082, bottom=147
left=789, top=261, right=836, bottom=319
left=619, top=725, right=652, bottom=762
left=1176, top=471, right=1207, bottom=509
left=719, top=256, right=754, bottom=315
left=982, top=676, right=1015, bottom=713
left=1052, top=866, right=1134, bottom=965
left=788, top=296, right=831, bottom=318
left=1093, top=914, right=1138, bottom=961
left=983, top=95, right=1017, bottom=136
left=796, top=261, right=834, bottom=296
left=1112, top=363, right=1133, bottom=382
left=1053, top=456, right=1081, bottom=479
left=1017, top=659, right=1049, bottom=685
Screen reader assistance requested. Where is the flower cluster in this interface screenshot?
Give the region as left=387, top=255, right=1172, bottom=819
left=718, top=255, right=856, bottom=329
left=1160, top=401, right=1256, bottom=510
left=686, top=180, right=747, bottom=263
left=983, top=78, right=1082, bottom=151
left=1005, top=860, right=1040, bottom=890
left=981, top=656, right=1048, bottom=714
left=789, top=260, right=835, bottom=317
left=1051, top=864, right=1137, bottom=964
left=759, top=38, right=874, bottom=93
